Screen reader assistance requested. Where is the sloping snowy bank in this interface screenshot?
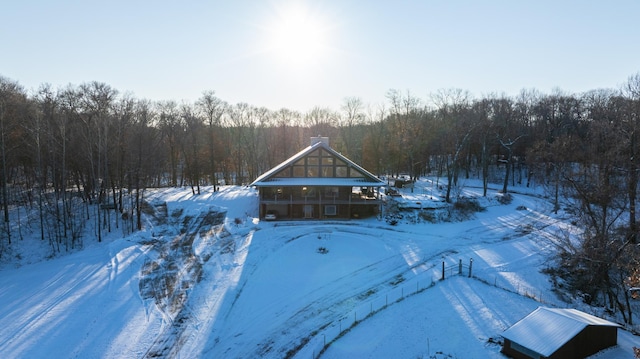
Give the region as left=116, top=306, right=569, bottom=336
left=0, top=181, right=638, bottom=358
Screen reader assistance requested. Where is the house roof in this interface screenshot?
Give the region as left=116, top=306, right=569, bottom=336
left=502, top=307, right=620, bottom=357
left=250, top=140, right=385, bottom=187
left=252, top=178, right=385, bottom=187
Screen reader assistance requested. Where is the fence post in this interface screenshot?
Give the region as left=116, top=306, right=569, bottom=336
left=458, top=259, right=462, bottom=275
left=468, top=258, right=473, bottom=278
left=442, top=261, right=445, bottom=280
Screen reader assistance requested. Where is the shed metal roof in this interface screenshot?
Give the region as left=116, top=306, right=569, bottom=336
left=502, top=307, right=620, bottom=357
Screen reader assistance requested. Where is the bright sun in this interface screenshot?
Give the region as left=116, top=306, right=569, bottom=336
left=264, top=4, right=331, bottom=69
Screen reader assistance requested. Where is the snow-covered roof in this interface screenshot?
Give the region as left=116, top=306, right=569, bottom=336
left=502, top=306, right=620, bottom=357
left=250, top=140, right=384, bottom=187
left=251, top=178, right=385, bottom=187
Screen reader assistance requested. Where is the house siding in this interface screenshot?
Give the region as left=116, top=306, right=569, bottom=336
left=549, top=325, right=617, bottom=359
left=503, top=326, right=618, bottom=359
left=259, top=188, right=380, bottom=220
left=251, top=139, right=384, bottom=220
left=502, top=339, right=542, bottom=359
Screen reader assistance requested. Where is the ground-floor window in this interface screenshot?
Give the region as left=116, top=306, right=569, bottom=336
left=324, top=205, right=337, bottom=216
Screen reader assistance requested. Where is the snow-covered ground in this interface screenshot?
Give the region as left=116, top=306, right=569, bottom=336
left=0, top=179, right=638, bottom=358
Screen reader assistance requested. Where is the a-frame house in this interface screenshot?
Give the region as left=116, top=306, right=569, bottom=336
left=250, top=137, right=385, bottom=220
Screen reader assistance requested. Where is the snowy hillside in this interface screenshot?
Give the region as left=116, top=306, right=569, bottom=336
left=0, top=179, right=639, bottom=358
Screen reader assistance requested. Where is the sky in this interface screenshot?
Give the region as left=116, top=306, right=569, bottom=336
left=2, top=0, right=640, bottom=112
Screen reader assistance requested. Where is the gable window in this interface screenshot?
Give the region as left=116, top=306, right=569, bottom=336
left=307, top=157, right=319, bottom=166
left=307, top=167, right=318, bottom=177
left=349, top=166, right=363, bottom=177
left=293, top=166, right=305, bottom=177
left=274, top=167, right=291, bottom=177
left=277, top=151, right=366, bottom=179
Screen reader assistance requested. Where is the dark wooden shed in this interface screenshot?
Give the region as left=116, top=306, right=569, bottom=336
left=501, top=307, right=620, bottom=359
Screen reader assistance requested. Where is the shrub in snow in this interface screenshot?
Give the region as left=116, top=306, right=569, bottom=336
left=497, top=193, right=513, bottom=205
left=418, top=210, right=436, bottom=223
left=453, top=198, right=485, bottom=216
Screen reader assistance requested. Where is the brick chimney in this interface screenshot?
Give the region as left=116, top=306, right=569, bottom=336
left=310, top=136, right=329, bottom=146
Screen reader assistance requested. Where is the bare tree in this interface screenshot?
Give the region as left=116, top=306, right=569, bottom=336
left=29, top=84, right=60, bottom=241
left=386, top=89, right=427, bottom=180
left=469, top=99, right=493, bottom=196
left=338, top=97, right=365, bottom=162
left=227, top=103, right=261, bottom=184
left=0, top=77, right=28, bottom=244
left=249, top=106, right=271, bottom=180
left=361, top=104, right=388, bottom=176
left=110, top=95, right=137, bottom=230
left=270, top=108, right=300, bottom=166
left=129, top=99, right=160, bottom=230
left=623, top=73, right=640, bottom=243
left=196, top=91, right=226, bottom=191
left=431, top=89, right=474, bottom=201
left=547, top=92, right=638, bottom=324
left=497, top=135, right=525, bottom=194
left=79, top=82, right=118, bottom=241
left=157, top=101, right=182, bottom=187
left=181, top=102, right=204, bottom=195
left=305, top=106, right=338, bottom=139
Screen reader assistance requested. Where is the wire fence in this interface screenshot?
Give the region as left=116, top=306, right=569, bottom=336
left=442, top=258, right=473, bottom=280
left=293, top=255, right=640, bottom=358
left=472, top=274, right=547, bottom=304
left=473, top=275, right=640, bottom=335
left=292, top=257, right=474, bottom=359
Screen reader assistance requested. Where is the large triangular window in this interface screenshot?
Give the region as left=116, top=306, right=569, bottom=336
left=256, top=144, right=379, bottom=181
left=272, top=149, right=357, bottom=178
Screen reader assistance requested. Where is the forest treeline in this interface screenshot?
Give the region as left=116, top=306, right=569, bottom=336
left=1, top=73, right=640, bottom=324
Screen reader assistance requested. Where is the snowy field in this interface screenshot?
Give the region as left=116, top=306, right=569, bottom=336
left=1, top=179, right=639, bottom=358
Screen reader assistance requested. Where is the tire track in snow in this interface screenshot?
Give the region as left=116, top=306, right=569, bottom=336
left=0, top=261, right=106, bottom=352
left=140, top=206, right=226, bottom=358
left=216, top=226, right=456, bottom=358
left=265, top=196, right=557, bottom=357
left=270, top=248, right=457, bottom=358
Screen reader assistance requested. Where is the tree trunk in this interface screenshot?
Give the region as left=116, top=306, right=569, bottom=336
left=0, top=116, right=10, bottom=244
left=629, top=132, right=638, bottom=243
left=502, top=160, right=510, bottom=194
left=481, top=138, right=489, bottom=197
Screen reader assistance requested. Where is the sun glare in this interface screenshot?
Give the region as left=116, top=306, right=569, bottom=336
left=264, top=4, right=331, bottom=69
